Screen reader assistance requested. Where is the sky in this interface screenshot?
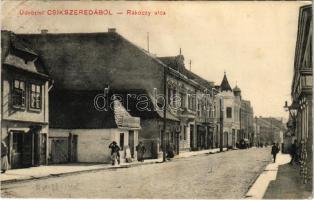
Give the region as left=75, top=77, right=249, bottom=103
left=1, top=1, right=312, bottom=119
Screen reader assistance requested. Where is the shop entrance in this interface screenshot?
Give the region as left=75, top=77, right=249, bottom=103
left=10, top=127, right=44, bottom=169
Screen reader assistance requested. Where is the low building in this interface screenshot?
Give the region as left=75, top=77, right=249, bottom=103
left=48, top=90, right=140, bottom=163
left=1, top=31, right=50, bottom=168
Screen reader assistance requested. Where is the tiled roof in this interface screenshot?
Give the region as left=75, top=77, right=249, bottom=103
left=158, top=55, right=215, bottom=90
left=16, top=31, right=167, bottom=91
left=49, top=90, right=141, bottom=129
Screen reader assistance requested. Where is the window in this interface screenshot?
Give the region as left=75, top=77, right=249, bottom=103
left=120, top=133, right=124, bottom=150
left=188, top=94, right=196, bottom=111
left=180, top=93, right=185, bottom=108
left=167, top=88, right=171, bottom=105
left=226, top=107, right=232, bottom=118
left=197, top=99, right=201, bottom=117
left=30, top=83, right=42, bottom=110
left=12, top=80, right=26, bottom=108
left=172, top=89, right=177, bottom=107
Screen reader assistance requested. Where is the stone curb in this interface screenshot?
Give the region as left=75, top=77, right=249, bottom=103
left=1, top=161, right=163, bottom=186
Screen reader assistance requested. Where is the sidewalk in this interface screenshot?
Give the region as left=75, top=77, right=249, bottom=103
left=175, top=147, right=227, bottom=159
left=1, top=158, right=162, bottom=184
left=1, top=148, right=227, bottom=185
left=245, top=153, right=313, bottom=199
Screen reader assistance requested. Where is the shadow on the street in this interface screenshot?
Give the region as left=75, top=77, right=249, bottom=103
left=263, top=163, right=312, bottom=199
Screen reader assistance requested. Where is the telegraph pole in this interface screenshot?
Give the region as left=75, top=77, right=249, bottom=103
left=162, top=65, right=167, bottom=162
left=219, top=98, right=224, bottom=152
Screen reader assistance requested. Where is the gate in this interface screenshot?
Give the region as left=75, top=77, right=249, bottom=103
left=50, top=138, right=69, bottom=164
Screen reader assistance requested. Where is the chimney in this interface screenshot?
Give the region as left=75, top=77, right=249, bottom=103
left=108, top=28, right=116, bottom=33
left=41, top=29, right=48, bottom=34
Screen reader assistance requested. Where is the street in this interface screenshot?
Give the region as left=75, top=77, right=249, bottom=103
left=1, top=148, right=272, bottom=199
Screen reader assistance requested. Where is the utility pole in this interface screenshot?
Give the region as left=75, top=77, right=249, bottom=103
left=270, top=118, right=273, bottom=143
left=162, top=65, right=167, bottom=162
left=255, top=117, right=258, bottom=146
left=219, top=98, right=224, bottom=152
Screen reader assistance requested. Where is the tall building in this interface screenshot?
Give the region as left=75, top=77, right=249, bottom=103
left=240, top=100, right=254, bottom=145
left=290, top=5, right=312, bottom=185
left=217, top=73, right=241, bottom=148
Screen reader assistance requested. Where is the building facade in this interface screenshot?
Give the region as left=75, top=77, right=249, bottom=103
left=16, top=29, right=217, bottom=159
left=290, top=5, right=312, bottom=185
left=256, top=117, right=285, bottom=146
left=1, top=31, right=50, bottom=169
left=217, top=73, right=241, bottom=148
left=240, top=100, right=254, bottom=145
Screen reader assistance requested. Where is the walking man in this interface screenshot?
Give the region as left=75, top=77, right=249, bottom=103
left=136, top=141, right=146, bottom=162
left=109, top=141, right=120, bottom=165
left=271, top=143, right=279, bottom=163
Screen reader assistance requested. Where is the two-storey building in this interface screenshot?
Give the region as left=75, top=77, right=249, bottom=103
left=1, top=31, right=50, bottom=168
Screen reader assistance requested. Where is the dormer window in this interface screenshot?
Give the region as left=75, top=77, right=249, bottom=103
left=30, top=83, right=41, bottom=110
left=12, top=80, right=26, bottom=109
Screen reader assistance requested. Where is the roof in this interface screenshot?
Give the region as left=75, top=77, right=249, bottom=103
left=1, top=30, right=48, bottom=77
left=158, top=55, right=215, bottom=90
left=220, top=73, right=232, bottom=92
left=109, top=89, right=180, bottom=122
left=233, top=85, right=241, bottom=92
left=16, top=31, right=167, bottom=91
left=158, top=55, right=185, bottom=72
left=49, top=90, right=141, bottom=129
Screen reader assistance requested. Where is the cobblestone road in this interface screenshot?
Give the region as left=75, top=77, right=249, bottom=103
left=1, top=148, right=271, bottom=199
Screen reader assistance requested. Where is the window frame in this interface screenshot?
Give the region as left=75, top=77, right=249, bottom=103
left=12, top=79, right=26, bottom=109
left=29, top=82, right=42, bottom=111
left=226, top=107, right=232, bottom=118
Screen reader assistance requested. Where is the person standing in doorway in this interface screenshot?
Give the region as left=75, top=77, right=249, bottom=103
left=271, top=143, right=279, bottom=163
left=109, top=141, right=120, bottom=165
left=1, top=141, right=9, bottom=173
left=136, top=142, right=146, bottom=162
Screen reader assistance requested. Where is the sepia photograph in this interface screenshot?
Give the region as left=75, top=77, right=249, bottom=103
left=0, top=1, right=313, bottom=199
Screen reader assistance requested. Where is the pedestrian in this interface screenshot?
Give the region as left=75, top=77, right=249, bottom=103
left=290, top=139, right=297, bottom=165
left=271, top=143, right=279, bottom=163
left=108, top=141, right=120, bottom=165
left=166, top=143, right=175, bottom=160
left=136, top=142, right=146, bottom=162
left=125, top=146, right=132, bottom=163
left=1, top=141, right=9, bottom=173
left=276, top=143, right=281, bottom=153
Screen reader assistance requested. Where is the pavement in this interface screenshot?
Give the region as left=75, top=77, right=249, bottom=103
left=1, top=147, right=227, bottom=185
left=246, top=152, right=313, bottom=199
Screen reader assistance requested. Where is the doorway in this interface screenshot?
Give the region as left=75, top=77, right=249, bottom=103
left=190, top=124, right=194, bottom=150
left=128, top=130, right=134, bottom=158
left=11, top=131, right=34, bottom=169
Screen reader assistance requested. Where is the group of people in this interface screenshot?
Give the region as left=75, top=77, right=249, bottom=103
left=108, top=141, right=146, bottom=165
